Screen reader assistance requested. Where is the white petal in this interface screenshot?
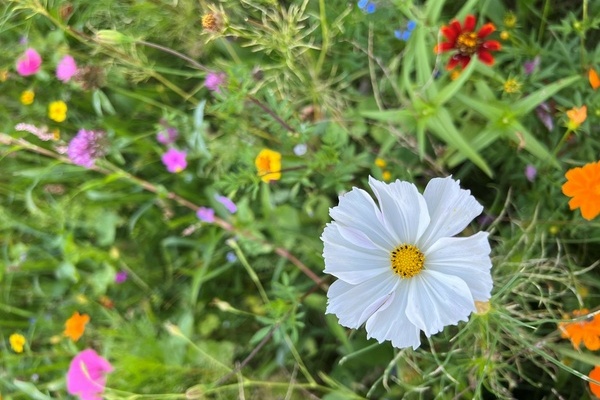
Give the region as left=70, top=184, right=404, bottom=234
left=329, top=187, right=397, bottom=249
left=368, top=177, right=430, bottom=244
left=323, top=223, right=390, bottom=284
left=417, top=177, right=483, bottom=249
left=425, top=232, right=493, bottom=301
left=405, top=270, right=475, bottom=337
left=365, top=282, right=422, bottom=349
left=326, top=274, right=398, bottom=329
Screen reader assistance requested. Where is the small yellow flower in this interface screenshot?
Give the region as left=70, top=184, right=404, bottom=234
left=49, top=335, right=62, bottom=344
left=0, top=69, right=8, bottom=82
left=503, top=78, right=522, bottom=94
left=549, top=225, right=559, bottom=235
left=201, top=13, right=221, bottom=32
left=500, top=31, right=510, bottom=40
left=382, top=171, right=392, bottom=181
left=255, top=148, right=282, bottom=183
left=9, top=333, right=26, bottom=353
left=48, top=100, right=68, bottom=122
left=51, top=129, right=60, bottom=140
left=566, top=105, right=587, bottom=130
left=20, top=90, right=35, bottom=105
left=374, top=158, right=386, bottom=168
left=450, top=70, right=461, bottom=81
left=503, top=12, right=517, bottom=29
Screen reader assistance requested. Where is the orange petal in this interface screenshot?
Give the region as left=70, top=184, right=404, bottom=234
left=589, top=68, right=600, bottom=90
left=590, top=366, right=600, bottom=397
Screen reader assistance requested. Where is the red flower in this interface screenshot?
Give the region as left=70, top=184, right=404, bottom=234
left=434, top=14, right=501, bottom=70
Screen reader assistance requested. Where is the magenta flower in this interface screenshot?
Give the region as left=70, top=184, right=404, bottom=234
left=66, top=349, right=113, bottom=400
left=205, top=72, right=226, bottom=93
left=161, top=148, right=187, bottom=173
left=56, top=55, right=78, bottom=82
left=16, top=48, right=42, bottom=76
left=157, top=127, right=178, bottom=145
left=215, top=194, right=237, bottom=213
left=115, top=271, right=128, bottom=284
left=197, top=207, right=215, bottom=223
left=67, top=129, right=107, bottom=168
left=523, top=56, right=540, bottom=75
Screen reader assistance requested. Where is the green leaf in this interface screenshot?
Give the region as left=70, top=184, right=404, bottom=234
left=509, top=121, right=560, bottom=167
left=454, top=92, right=504, bottom=120
left=427, top=108, right=493, bottom=176
left=433, top=58, right=477, bottom=106
left=360, top=109, right=414, bottom=124
left=12, top=381, right=53, bottom=400
left=511, top=75, right=580, bottom=116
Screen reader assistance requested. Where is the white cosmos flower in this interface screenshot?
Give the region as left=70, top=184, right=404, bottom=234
left=322, top=176, right=492, bottom=350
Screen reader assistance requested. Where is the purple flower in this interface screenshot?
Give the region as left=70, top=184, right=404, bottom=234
left=205, top=72, right=226, bottom=93
left=525, top=164, right=537, bottom=182
left=196, top=207, right=215, bottom=223
left=67, top=129, right=107, bottom=168
left=523, top=56, right=540, bottom=75
left=156, top=127, right=178, bottom=145
left=535, top=102, right=554, bottom=131
left=161, top=148, right=187, bottom=173
left=115, top=271, right=128, bottom=284
left=66, top=349, right=113, bottom=400
left=215, top=194, right=237, bottom=213
left=56, top=55, right=78, bottom=82
left=226, top=251, right=237, bottom=262
left=16, top=48, right=42, bottom=76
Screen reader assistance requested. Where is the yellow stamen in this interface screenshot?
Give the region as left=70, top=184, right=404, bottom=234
left=390, top=244, right=425, bottom=278
left=456, top=32, right=479, bottom=55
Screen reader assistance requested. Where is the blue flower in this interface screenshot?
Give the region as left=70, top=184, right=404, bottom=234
left=357, top=0, right=376, bottom=14
left=394, top=20, right=417, bottom=41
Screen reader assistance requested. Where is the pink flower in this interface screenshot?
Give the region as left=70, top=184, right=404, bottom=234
left=205, top=72, right=226, bottom=93
left=16, top=48, right=42, bottom=76
left=66, top=349, right=113, bottom=400
left=161, top=148, right=187, bottom=173
left=115, top=271, right=128, bottom=284
left=157, top=127, right=178, bottom=145
left=196, top=207, right=215, bottom=223
left=56, top=55, right=78, bottom=82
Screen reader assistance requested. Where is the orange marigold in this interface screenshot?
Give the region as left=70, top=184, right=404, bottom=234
left=255, top=149, right=282, bottom=183
left=64, top=311, right=90, bottom=342
left=590, top=366, right=600, bottom=398
left=558, top=309, right=600, bottom=350
left=566, top=105, right=587, bottom=130
left=561, top=161, right=600, bottom=221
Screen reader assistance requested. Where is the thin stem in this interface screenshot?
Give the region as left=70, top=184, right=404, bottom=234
left=247, top=96, right=296, bottom=133
left=137, top=40, right=211, bottom=72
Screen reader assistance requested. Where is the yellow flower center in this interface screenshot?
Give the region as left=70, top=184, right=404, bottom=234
left=202, top=14, right=218, bottom=31
left=456, top=32, right=480, bottom=55
left=390, top=244, right=425, bottom=278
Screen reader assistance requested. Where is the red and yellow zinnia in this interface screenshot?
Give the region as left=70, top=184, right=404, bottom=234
left=434, top=14, right=501, bottom=70
left=562, top=161, right=600, bottom=221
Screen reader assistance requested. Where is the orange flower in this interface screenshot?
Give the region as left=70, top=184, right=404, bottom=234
left=558, top=309, right=600, bottom=350
left=590, top=366, right=600, bottom=398
left=589, top=68, right=600, bottom=90
left=566, top=105, right=587, bottom=130
left=255, top=149, right=282, bottom=183
left=64, top=311, right=90, bottom=342
left=562, top=161, right=600, bottom=220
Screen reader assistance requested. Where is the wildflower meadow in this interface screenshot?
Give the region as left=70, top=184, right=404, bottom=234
left=2, top=0, right=600, bottom=399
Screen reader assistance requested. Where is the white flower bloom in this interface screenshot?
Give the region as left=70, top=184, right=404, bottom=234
left=322, top=176, right=492, bottom=349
